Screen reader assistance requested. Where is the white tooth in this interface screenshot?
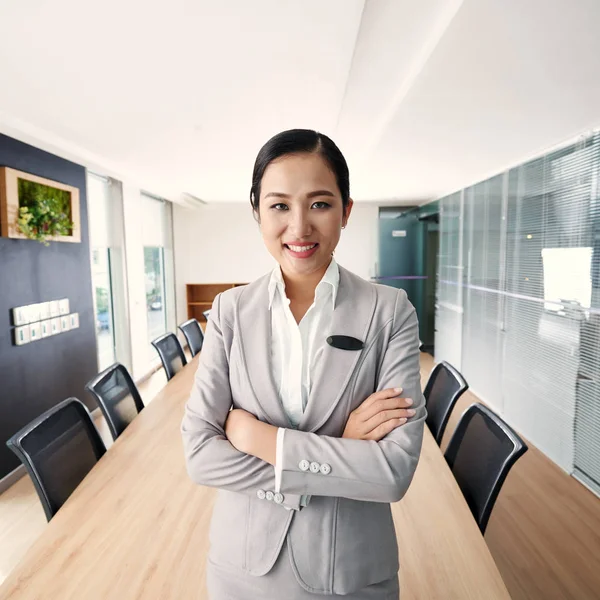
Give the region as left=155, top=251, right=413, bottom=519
left=289, top=244, right=315, bottom=252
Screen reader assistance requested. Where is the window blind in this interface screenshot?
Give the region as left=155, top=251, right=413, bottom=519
left=434, top=132, right=600, bottom=495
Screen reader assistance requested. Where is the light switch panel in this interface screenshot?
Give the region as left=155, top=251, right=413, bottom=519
left=28, top=304, right=41, bottom=323
left=15, top=326, right=31, bottom=346
left=50, top=317, right=61, bottom=335
left=29, top=322, right=42, bottom=342
left=12, top=307, right=27, bottom=326
left=41, top=320, right=52, bottom=338
left=49, top=301, right=60, bottom=317
left=39, top=302, right=51, bottom=320
left=59, top=299, right=70, bottom=316
left=69, top=313, right=79, bottom=329
left=60, top=315, right=70, bottom=332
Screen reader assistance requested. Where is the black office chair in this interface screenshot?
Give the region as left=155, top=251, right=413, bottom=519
left=151, top=332, right=187, bottom=381
left=6, top=398, right=106, bottom=521
left=423, top=361, right=469, bottom=444
left=444, top=403, right=528, bottom=534
left=85, top=363, right=144, bottom=440
left=202, top=309, right=211, bottom=321
left=178, top=318, right=204, bottom=357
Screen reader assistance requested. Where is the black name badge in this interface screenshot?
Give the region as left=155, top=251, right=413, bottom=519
left=326, top=335, right=364, bottom=351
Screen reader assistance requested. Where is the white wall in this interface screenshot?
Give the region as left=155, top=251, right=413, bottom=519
left=173, top=202, right=379, bottom=325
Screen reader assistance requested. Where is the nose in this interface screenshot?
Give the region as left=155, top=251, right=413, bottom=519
left=288, top=207, right=312, bottom=238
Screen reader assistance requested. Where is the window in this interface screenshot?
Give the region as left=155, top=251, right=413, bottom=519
left=140, top=193, right=175, bottom=368
left=87, top=173, right=131, bottom=371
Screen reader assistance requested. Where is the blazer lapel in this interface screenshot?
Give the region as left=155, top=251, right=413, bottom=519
left=236, top=276, right=293, bottom=428
left=299, top=267, right=376, bottom=433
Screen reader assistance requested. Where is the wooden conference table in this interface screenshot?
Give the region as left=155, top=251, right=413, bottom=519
left=0, top=356, right=510, bottom=599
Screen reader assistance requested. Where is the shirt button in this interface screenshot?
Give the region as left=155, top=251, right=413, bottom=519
left=266, top=491, right=274, bottom=501
left=274, top=493, right=284, bottom=504
left=320, top=463, right=331, bottom=475
left=309, top=462, right=321, bottom=474
left=299, top=459, right=310, bottom=472
left=257, top=489, right=266, bottom=500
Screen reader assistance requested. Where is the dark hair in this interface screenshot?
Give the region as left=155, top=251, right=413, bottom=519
left=250, top=129, right=350, bottom=213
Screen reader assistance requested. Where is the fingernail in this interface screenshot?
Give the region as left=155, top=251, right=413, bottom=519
left=405, top=398, right=413, bottom=406
left=394, top=387, right=403, bottom=393
left=398, top=418, right=407, bottom=424
left=407, top=409, right=416, bottom=416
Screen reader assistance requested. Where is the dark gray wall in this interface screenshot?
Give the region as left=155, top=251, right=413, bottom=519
left=0, top=133, right=97, bottom=479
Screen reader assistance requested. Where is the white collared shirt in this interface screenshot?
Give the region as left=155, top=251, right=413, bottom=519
left=268, top=258, right=339, bottom=507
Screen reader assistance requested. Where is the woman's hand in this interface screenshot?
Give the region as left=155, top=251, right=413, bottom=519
left=342, top=388, right=415, bottom=441
left=225, top=408, right=257, bottom=454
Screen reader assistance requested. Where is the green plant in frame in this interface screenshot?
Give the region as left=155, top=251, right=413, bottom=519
left=16, top=178, right=74, bottom=245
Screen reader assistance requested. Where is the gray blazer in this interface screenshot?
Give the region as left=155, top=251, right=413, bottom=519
left=181, top=266, right=426, bottom=595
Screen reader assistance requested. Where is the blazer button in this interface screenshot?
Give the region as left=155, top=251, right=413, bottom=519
left=266, top=491, right=274, bottom=501
left=274, top=493, right=284, bottom=504
left=320, top=463, right=331, bottom=475
left=257, top=489, right=266, bottom=500
left=309, top=462, right=320, bottom=474
left=299, top=459, right=310, bottom=472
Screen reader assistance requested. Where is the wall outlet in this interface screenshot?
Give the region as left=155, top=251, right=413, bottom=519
left=14, top=326, right=31, bottom=346
left=69, top=313, right=79, bottom=329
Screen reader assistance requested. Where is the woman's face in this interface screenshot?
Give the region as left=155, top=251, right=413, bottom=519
left=257, top=152, right=352, bottom=279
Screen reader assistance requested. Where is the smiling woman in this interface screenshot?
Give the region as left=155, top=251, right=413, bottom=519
left=182, top=129, right=425, bottom=599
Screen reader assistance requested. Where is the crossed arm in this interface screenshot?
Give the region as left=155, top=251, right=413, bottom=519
left=181, top=292, right=426, bottom=507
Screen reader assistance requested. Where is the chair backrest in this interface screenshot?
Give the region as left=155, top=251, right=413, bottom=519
left=444, top=403, right=528, bottom=534
left=6, top=398, right=106, bottom=521
left=178, top=318, right=204, bottom=357
left=202, top=309, right=211, bottom=321
left=151, top=332, right=187, bottom=380
left=424, top=361, right=469, bottom=444
left=85, top=363, right=144, bottom=440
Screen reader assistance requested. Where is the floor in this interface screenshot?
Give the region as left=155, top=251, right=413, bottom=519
left=1, top=355, right=600, bottom=599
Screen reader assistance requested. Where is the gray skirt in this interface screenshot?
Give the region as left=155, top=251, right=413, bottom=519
left=207, top=539, right=399, bottom=599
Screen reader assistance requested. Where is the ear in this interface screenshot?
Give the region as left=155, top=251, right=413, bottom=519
left=342, top=198, right=354, bottom=228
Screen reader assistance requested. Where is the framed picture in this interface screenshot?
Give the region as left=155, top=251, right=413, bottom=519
left=0, top=167, right=81, bottom=243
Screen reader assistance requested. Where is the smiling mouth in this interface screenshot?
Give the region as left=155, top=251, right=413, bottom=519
left=285, top=243, right=318, bottom=252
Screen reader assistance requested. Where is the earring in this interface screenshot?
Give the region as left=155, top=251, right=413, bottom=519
left=342, top=225, right=346, bottom=229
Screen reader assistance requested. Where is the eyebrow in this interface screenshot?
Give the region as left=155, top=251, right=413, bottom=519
left=263, top=190, right=336, bottom=200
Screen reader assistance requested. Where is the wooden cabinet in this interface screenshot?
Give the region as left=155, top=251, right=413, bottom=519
left=186, top=283, right=247, bottom=323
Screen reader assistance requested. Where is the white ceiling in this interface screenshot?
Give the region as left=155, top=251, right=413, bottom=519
left=1, top=0, right=600, bottom=205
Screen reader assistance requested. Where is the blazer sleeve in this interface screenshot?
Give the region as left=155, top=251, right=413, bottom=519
left=181, top=293, right=302, bottom=511
left=278, top=290, right=426, bottom=504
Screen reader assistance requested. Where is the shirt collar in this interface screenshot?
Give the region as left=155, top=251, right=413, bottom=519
left=268, top=258, right=340, bottom=310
